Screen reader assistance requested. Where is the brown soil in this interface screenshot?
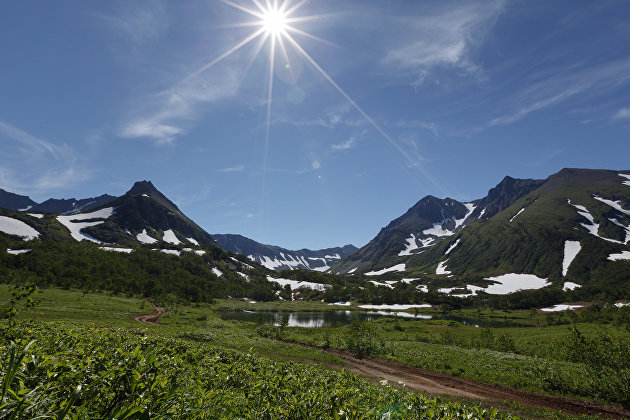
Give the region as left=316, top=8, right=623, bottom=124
left=133, top=300, right=165, bottom=324
left=278, top=339, right=630, bottom=418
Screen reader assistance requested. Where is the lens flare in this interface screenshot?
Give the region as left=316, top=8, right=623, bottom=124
left=261, top=8, right=288, bottom=35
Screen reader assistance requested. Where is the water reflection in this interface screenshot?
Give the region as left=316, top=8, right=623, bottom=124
left=219, top=310, right=431, bottom=328
left=218, top=310, right=532, bottom=328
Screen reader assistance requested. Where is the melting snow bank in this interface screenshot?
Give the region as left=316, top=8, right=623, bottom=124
left=436, top=260, right=451, bottom=275
left=365, top=263, right=406, bottom=276
left=328, top=302, right=351, bottom=306
left=620, top=173, right=630, bottom=187
left=483, top=274, right=550, bottom=294
left=7, top=249, right=31, bottom=255
left=608, top=251, right=630, bottom=261
left=439, top=273, right=551, bottom=297
left=266, top=275, right=330, bottom=291
left=562, top=241, right=582, bottom=276
left=212, top=267, right=223, bottom=277
left=57, top=207, right=115, bottom=243
left=162, top=229, right=181, bottom=245
left=358, top=304, right=432, bottom=310
left=137, top=229, right=158, bottom=244
left=187, top=237, right=199, bottom=245
left=563, top=282, right=582, bottom=291
left=0, top=216, right=40, bottom=241
left=509, top=208, right=525, bottom=223
left=27, top=213, right=44, bottom=219
left=593, top=195, right=630, bottom=216
left=568, top=200, right=623, bottom=244
left=398, top=234, right=419, bottom=256
left=615, top=302, right=630, bottom=308
left=100, top=247, right=133, bottom=253
left=445, top=239, right=461, bottom=255
left=541, top=304, right=584, bottom=312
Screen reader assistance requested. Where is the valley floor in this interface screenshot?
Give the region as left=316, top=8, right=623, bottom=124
left=2, top=286, right=630, bottom=419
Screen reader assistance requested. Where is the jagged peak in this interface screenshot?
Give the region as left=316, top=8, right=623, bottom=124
left=126, top=180, right=160, bottom=196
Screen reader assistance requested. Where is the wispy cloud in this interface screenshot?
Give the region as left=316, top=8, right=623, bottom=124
left=487, top=59, right=630, bottom=127
left=96, top=0, right=169, bottom=48
left=331, top=136, right=357, bottom=151
left=397, top=119, right=439, bottom=137
left=216, top=164, right=245, bottom=172
left=0, top=120, right=91, bottom=196
left=383, top=1, right=505, bottom=86
left=121, top=68, right=242, bottom=144
left=614, top=107, right=630, bottom=120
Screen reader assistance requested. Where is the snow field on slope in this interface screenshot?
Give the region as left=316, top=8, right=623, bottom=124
left=620, top=173, right=630, bottom=186
left=436, top=260, right=451, bottom=275
left=365, top=263, right=406, bottom=276
left=0, top=216, right=40, bottom=240
left=608, top=251, right=630, bottom=261
left=187, top=237, right=199, bottom=245
left=357, top=304, right=432, bottom=310
left=266, top=276, right=330, bottom=291
left=422, top=203, right=476, bottom=237
left=562, top=282, right=582, bottom=291
left=56, top=207, right=115, bottom=243
left=568, top=200, right=624, bottom=244
left=136, top=229, right=158, bottom=244
left=398, top=234, right=418, bottom=256
left=212, top=267, right=223, bottom=277
left=509, top=208, right=525, bottom=223
left=162, top=229, right=181, bottom=245
left=445, top=239, right=461, bottom=255
left=7, top=249, right=31, bottom=255
left=562, top=241, right=582, bottom=276
left=541, top=304, right=584, bottom=312
left=100, top=247, right=133, bottom=253
left=439, top=274, right=550, bottom=297
left=27, top=213, right=44, bottom=219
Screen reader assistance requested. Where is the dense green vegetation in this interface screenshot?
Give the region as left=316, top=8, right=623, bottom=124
left=0, top=287, right=522, bottom=419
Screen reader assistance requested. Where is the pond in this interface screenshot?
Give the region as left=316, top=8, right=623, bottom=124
left=218, top=310, right=532, bottom=328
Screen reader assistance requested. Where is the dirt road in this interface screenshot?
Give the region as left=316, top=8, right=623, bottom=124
left=133, top=300, right=165, bottom=324
left=326, top=348, right=630, bottom=418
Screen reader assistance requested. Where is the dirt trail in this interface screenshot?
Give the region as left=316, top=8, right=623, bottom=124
left=133, top=300, right=165, bottom=324
left=325, top=349, right=629, bottom=418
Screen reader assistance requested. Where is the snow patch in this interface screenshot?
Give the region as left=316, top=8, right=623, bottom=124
left=619, top=173, right=630, bottom=187
left=194, top=250, right=206, bottom=256
left=137, top=229, right=158, bottom=244
left=369, top=280, right=394, bottom=289
left=187, top=237, right=199, bottom=246
left=399, top=234, right=419, bottom=256
left=509, top=208, right=525, bottom=223
left=608, top=251, right=630, bottom=261
left=416, top=285, right=429, bottom=293
left=541, top=304, right=584, bottom=312
left=348, top=268, right=357, bottom=274
left=237, top=272, right=250, bottom=282
left=482, top=274, right=550, bottom=294
left=445, top=239, right=461, bottom=255
left=7, top=249, right=31, bottom=255
left=615, top=302, right=630, bottom=308
left=562, top=241, right=581, bottom=276
left=56, top=207, right=114, bottom=243
left=357, top=304, right=432, bottom=310
left=436, top=260, right=451, bottom=275
left=365, top=263, right=406, bottom=276
left=569, top=200, right=623, bottom=244
left=18, top=206, right=32, bottom=211
left=562, top=282, right=582, bottom=291
left=142, top=194, right=149, bottom=197
left=27, top=213, right=43, bottom=219
left=212, top=267, right=223, bottom=277
left=100, top=247, right=134, bottom=254
left=593, top=195, right=630, bottom=217
left=158, top=249, right=181, bottom=256
left=0, top=216, right=40, bottom=241
left=162, top=229, right=181, bottom=245
left=266, top=275, right=330, bottom=291
left=328, top=301, right=351, bottom=306
left=477, top=208, right=486, bottom=219
left=609, top=218, right=630, bottom=244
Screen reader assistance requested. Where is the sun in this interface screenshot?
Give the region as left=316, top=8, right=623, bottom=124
left=261, top=7, right=288, bottom=36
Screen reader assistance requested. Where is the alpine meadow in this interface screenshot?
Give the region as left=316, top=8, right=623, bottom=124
left=2, top=1, right=630, bottom=419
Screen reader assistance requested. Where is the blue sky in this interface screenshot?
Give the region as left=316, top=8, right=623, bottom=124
left=1, top=0, right=630, bottom=250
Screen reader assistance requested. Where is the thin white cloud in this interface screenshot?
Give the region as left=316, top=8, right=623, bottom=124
left=331, top=136, right=357, bottom=151
left=217, top=165, right=245, bottom=172
left=488, top=59, right=630, bottom=127
left=121, top=68, right=242, bottom=144
left=397, top=120, right=439, bottom=137
left=0, top=120, right=91, bottom=196
left=614, top=107, right=630, bottom=120
left=383, top=1, right=505, bottom=86
left=96, top=0, right=169, bottom=48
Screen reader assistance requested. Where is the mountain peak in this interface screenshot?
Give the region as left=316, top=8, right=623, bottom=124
left=126, top=181, right=159, bottom=196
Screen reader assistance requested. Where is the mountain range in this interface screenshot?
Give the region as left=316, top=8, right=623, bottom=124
left=1, top=169, right=629, bottom=295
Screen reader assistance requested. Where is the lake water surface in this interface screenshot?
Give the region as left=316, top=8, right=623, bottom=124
left=218, top=310, right=531, bottom=328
